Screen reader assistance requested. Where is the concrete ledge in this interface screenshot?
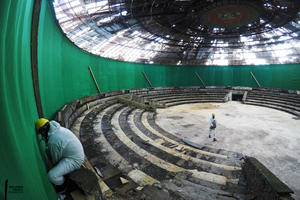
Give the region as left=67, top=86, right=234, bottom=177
left=55, top=91, right=126, bottom=129
left=223, top=91, right=232, bottom=102
left=54, top=87, right=299, bottom=125
left=68, top=167, right=100, bottom=199
left=256, top=87, right=300, bottom=95
left=244, top=100, right=300, bottom=116
left=118, top=97, right=156, bottom=112
left=243, top=156, right=294, bottom=200
left=242, top=91, right=248, bottom=103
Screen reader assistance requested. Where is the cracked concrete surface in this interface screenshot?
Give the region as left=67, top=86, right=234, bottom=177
left=155, top=101, right=300, bottom=199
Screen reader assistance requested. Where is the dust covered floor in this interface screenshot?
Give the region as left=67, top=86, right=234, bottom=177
left=155, top=101, right=300, bottom=199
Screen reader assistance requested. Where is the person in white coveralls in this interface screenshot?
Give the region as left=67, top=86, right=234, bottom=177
left=209, top=113, right=217, bottom=142
left=36, top=118, right=84, bottom=193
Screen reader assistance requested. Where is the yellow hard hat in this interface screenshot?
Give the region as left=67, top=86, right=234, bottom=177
left=212, top=113, right=215, bottom=116
left=35, top=118, right=49, bottom=134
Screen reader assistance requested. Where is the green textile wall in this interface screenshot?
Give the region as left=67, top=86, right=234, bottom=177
left=39, top=2, right=300, bottom=119
left=0, top=1, right=57, bottom=199
left=1, top=0, right=300, bottom=200
left=39, top=2, right=300, bottom=120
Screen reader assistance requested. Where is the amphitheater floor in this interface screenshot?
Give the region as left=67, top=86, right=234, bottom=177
left=155, top=101, right=300, bottom=200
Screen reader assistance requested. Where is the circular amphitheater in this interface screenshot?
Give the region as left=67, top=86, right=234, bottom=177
left=58, top=86, right=300, bottom=200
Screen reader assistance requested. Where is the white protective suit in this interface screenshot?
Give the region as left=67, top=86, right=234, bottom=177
left=46, top=121, right=84, bottom=186
left=209, top=117, right=217, bottom=139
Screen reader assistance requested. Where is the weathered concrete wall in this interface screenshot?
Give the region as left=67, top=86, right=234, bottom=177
left=243, top=157, right=294, bottom=200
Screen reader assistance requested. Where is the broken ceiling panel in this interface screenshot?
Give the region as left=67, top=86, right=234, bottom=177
left=52, top=0, right=300, bottom=65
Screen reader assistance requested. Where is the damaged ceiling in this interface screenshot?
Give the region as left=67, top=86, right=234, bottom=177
left=52, top=0, right=300, bottom=65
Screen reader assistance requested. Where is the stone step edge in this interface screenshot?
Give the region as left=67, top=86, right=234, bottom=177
left=165, top=100, right=224, bottom=107
left=244, top=101, right=299, bottom=116
left=111, top=109, right=237, bottom=186
left=246, top=99, right=300, bottom=111
left=93, top=107, right=160, bottom=187
left=127, top=109, right=241, bottom=172
left=150, top=96, right=226, bottom=102
left=141, top=111, right=229, bottom=159
left=70, top=103, right=114, bottom=197
left=145, top=110, right=245, bottom=159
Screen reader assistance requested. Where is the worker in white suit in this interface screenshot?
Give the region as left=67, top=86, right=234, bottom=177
left=36, top=118, right=84, bottom=193
left=209, top=113, right=217, bottom=141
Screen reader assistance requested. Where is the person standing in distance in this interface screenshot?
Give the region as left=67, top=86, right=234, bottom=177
left=209, top=113, right=217, bottom=141
left=35, top=118, right=84, bottom=194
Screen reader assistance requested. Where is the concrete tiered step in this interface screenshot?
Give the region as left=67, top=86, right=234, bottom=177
left=61, top=88, right=298, bottom=199
left=145, top=111, right=243, bottom=159
left=245, top=91, right=300, bottom=116
left=71, top=102, right=162, bottom=199
left=133, top=91, right=228, bottom=108
left=134, top=110, right=243, bottom=163
left=76, top=102, right=251, bottom=199
left=69, top=101, right=118, bottom=199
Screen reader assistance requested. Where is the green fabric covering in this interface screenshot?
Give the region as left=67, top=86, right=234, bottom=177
left=0, top=1, right=56, bottom=199
left=38, top=1, right=148, bottom=119
left=39, top=1, right=300, bottom=120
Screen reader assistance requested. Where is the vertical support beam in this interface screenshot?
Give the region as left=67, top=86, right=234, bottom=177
left=5, top=179, right=8, bottom=200
left=242, top=91, right=248, bottom=104
left=195, top=72, right=205, bottom=86
left=31, top=0, right=43, bottom=118
left=142, top=71, right=153, bottom=87
left=250, top=72, right=261, bottom=88
left=89, top=66, right=101, bottom=94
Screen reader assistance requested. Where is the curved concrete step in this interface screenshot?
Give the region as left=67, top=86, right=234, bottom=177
left=127, top=109, right=242, bottom=175
left=111, top=107, right=240, bottom=187
left=133, top=109, right=242, bottom=168
left=149, top=94, right=226, bottom=102
left=244, top=100, right=300, bottom=116
left=101, top=104, right=172, bottom=182
left=246, top=97, right=300, bottom=111
left=247, top=95, right=300, bottom=106
left=144, top=111, right=244, bottom=160
left=136, top=91, right=225, bottom=100
left=92, top=104, right=160, bottom=187
left=72, top=102, right=160, bottom=193
left=70, top=101, right=117, bottom=197
left=72, top=101, right=250, bottom=199
left=162, top=176, right=250, bottom=200
left=249, top=92, right=300, bottom=103
left=165, top=99, right=224, bottom=107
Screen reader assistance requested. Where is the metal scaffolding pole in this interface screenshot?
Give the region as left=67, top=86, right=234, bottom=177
left=250, top=72, right=261, bottom=88
left=142, top=71, right=153, bottom=87
left=195, top=72, right=205, bottom=86
left=89, top=66, right=101, bottom=93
